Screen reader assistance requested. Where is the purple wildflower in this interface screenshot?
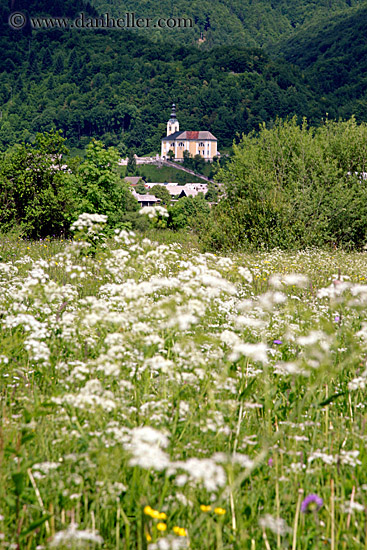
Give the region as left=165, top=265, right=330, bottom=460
left=268, top=458, right=273, bottom=467
left=334, top=316, right=340, bottom=322
left=273, top=339, right=282, bottom=345
left=301, top=494, right=323, bottom=513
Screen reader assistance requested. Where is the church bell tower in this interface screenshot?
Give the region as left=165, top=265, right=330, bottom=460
left=167, top=103, right=179, bottom=136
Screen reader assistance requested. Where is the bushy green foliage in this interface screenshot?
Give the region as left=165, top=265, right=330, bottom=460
left=168, top=194, right=210, bottom=230
left=273, top=3, right=367, bottom=123
left=203, top=117, right=367, bottom=251
left=72, top=139, right=139, bottom=229
left=182, top=151, right=206, bottom=173
left=126, top=149, right=137, bottom=174
left=135, top=182, right=147, bottom=194
left=150, top=185, right=171, bottom=205
left=0, top=130, right=75, bottom=238
left=205, top=182, right=220, bottom=202
left=0, top=132, right=139, bottom=237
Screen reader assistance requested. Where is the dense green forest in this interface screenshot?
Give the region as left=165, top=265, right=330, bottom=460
left=273, top=2, right=367, bottom=121
left=2, top=0, right=367, bottom=155
left=89, top=0, right=362, bottom=49
left=0, top=1, right=323, bottom=153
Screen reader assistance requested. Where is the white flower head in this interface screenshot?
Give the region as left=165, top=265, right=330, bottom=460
left=259, top=514, right=291, bottom=536
left=50, top=523, right=103, bottom=547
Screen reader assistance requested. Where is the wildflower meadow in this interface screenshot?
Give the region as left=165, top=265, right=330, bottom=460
left=2, top=213, right=367, bottom=549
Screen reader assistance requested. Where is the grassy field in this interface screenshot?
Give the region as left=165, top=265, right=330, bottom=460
left=2, top=218, right=367, bottom=549
left=118, top=164, right=213, bottom=184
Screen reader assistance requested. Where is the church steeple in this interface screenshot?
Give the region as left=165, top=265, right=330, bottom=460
left=167, top=103, right=179, bottom=136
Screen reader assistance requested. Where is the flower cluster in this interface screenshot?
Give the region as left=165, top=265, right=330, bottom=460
left=1, top=230, right=367, bottom=547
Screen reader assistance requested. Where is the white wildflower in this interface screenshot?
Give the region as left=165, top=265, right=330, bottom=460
left=308, top=451, right=335, bottom=465
left=228, top=342, right=268, bottom=364
left=148, top=536, right=188, bottom=550
left=50, top=523, right=103, bottom=547
left=140, top=206, right=169, bottom=219
left=342, top=501, right=365, bottom=513
left=238, top=266, right=253, bottom=283
left=125, top=427, right=170, bottom=471
left=32, top=462, right=60, bottom=475
left=259, top=514, right=291, bottom=536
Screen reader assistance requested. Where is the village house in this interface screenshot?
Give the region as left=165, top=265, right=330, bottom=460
left=144, top=183, right=208, bottom=198
left=131, top=190, right=161, bottom=207
left=161, top=104, right=218, bottom=161
left=129, top=183, right=210, bottom=207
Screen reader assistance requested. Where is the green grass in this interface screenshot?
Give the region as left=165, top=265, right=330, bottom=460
left=118, top=164, right=213, bottom=183
left=2, top=223, right=367, bottom=548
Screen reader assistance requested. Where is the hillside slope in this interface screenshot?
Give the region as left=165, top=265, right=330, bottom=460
left=3, top=0, right=367, bottom=154
left=0, top=2, right=324, bottom=153
left=88, top=0, right=362, bottom=48
left=273, top=3, right=367, bottom=120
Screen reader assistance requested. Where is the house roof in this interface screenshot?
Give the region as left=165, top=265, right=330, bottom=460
left=132, top=191, right=160, bottom=202
left=180, top=189, right=199, bottom=197
left=165, top=185, right=186, bottom=195
left=162, top=130, right=217, bottom=142
left=125, top=176, right=142, bottom=185
left=141, top=184, right=208, bottom=197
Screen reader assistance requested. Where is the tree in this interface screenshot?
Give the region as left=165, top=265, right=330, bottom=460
left=0, top=130, right=75, bottom=237
left=207, top=117, right=367, bottom=250
left=167, top=149, right=175, bottom=161
left=193, top=153, right=205, bottom=173
left=205, top=182, right=220, bottom=202
left=74, top=140, right=139, bottom=228
left=53, top=53, right=65, bottom=74
left=169, top=195, right=210, bottom=230
left=150, top=185, right=171, bottom=205
left=183, top=150, right=193, bottom=169
left=135, top=182, right=147, bottom=194
left=126, top=149, right=137, bottom=175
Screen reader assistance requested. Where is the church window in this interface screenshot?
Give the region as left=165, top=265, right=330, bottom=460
left=178, top=142, right=184, bottom=147
left=199, top=142, right=205, bottom=147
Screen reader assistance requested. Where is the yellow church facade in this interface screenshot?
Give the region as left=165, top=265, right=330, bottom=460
left=161, top=104, right=218, bottom=161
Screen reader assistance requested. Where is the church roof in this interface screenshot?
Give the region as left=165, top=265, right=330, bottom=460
left=162, top=130, right=217, bottom=142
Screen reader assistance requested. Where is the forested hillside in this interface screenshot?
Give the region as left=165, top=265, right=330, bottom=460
left=273, top=3, right=367, bottom=121
left=2, top=0, right=367, bottom=154
left=88, top=0, right=362, bottom=49
left=0, top=2, right=323, bottom=154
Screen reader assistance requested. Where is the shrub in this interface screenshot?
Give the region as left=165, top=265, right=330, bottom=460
left=205, top=117, right=367, bottom=250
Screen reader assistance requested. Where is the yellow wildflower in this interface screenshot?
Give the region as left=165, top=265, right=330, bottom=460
left=145, top=533, right=152, bottom=542
left=214, top=507, right=226, bottom=515
left=173, top=527, right=187, bottom=537
left=158, top=512, right=167, bottom=520
left=157, top=523, right=167, bottom=531
left=200, top=505, right=212, bottom=512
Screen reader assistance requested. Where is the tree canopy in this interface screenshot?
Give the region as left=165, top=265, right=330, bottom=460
left=202, top=117, right=367, bottom=251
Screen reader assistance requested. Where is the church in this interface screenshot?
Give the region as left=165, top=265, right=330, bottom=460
left=161, top=104, right=218, bottom=161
